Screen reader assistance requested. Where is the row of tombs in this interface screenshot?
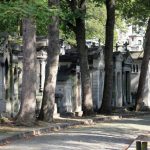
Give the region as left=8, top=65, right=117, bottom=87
left=0, top=34, right=150, bottom=117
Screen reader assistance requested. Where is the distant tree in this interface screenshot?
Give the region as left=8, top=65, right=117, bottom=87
left=38, top=0, right=60, bottom=122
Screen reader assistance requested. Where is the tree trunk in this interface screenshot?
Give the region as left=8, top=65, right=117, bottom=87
left=65, top=0, right=93, bottom=115
left=16, top=18, right=37, bottom=126
left=135, top=18, right=150, bottom=111
left=75, top=2, right=93, bottom=116
left=38, top=0, right=60, bottom=122
left=99, top=0, right=115, bottom=114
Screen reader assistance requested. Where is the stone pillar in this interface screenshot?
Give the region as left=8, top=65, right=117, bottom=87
left=92, top=70, right=100, bottom=110
left=99, top=70, right=104, bottom=108
left=0, top=64, right=6, bottom=114
left=13, top=65, right=19, bottom=115
left=9, top=61, right=14, bottom=117
left=39, top=60, right=46, bottom=91
left=122, top=72, right=126, bottom=105
left=126, top=71, right=131, bottom=104
left=114, top=71, right=117, bottom=107
left=4, top=59, right=12, bottom=115
left=0, top=64, right=3, bottom=100
left=97, top=70, right=100, bottom=109
left=112, top=69, right=118, bottom=107
left=92, top=57, right=105, bottom=110
left=53, top=103, right=60, bottom=118
left=9, top=55, right=19, bottom=117
left=74, top=66, right=82, bottom=116
left=115, top=71, right=117, bottom=107
left=72, top=74, right=77, bottom=112
left=116, top=72, right=123, bottom=107
left=65, top=79, right=72, bottom=112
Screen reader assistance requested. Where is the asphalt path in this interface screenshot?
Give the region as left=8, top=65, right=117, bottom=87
left=1, top=116, right=150, bottom=150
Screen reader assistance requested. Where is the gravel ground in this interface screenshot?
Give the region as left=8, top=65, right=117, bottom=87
left=0, top=115, right=150, bottom=150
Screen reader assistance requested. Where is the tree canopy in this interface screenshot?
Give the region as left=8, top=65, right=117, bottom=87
left=0, top=0, right=127, bottom=44
left=0, top=0, right=53, bottom=35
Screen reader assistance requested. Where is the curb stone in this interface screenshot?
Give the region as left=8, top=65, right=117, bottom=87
left=0, top=112, right=150, bottom=146
left=124, top=135, right=150, bottom=150
left=118, top=112, right=150, bottom=118
left=124, top=138, right=136, bottom=150
left=93, top=116, right=121, bottom=122
left=0, top=122, right=84, bottom=146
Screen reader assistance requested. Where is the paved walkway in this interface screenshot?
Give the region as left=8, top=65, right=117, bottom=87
left=0, top=116, right=150, bottom=150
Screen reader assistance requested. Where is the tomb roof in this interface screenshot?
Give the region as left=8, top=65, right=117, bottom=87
left=113, top=51, right=124, bottom=62
left=130, top=51, right=144, bottom=59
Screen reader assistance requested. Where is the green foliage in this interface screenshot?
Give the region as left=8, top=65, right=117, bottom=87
left=0, top=0, right=55, bottom=35
left=60, top=0, right=127, bottom=45
left=59, top=1, right=106, bottom=44
left=117, top=0, right=150, bottom=25
left=86, top=2, right=106, bottom=43
left=0, top=0, right=136, bottom=44
left=59, top=0, right=76, bottom=44
left=86, top=1, right=127, bottom=44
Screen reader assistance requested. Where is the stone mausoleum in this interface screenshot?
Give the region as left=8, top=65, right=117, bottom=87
left=0, top=33, right=150, bottom=117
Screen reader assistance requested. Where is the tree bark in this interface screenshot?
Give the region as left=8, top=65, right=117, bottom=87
left=75, top=16, right=93, bottom=115
left=16, top=18, right=37, bottom=126
left=38, top=0, right=60, bottom=122
left=99, top=0, right=115, bottom=114
left=135, top=18, right=150, bottom=111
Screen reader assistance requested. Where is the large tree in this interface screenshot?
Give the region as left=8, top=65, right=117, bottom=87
left=0, top=0, right=37, bottom=126
left=38, top=0, right=60, bottom=122
left=99, top=0, right=115, bottom=114
left=16, top=18, right=37, bottom=126
left=62, top=0, right=94, bottom=115
left=136, top=18, right=150, bottom=111
left=0, top=1, right=51, bottom=124
left=75, top=1, right=93, bottom=115
left=118, top=0, right=150, bottom=111
left=132, top=0, right=150, bottom=111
